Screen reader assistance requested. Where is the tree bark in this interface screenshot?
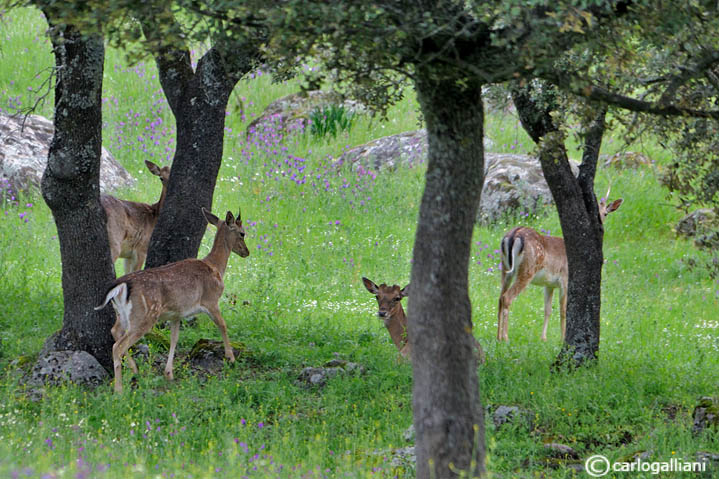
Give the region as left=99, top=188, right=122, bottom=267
left=141, top=18, right=259, bottom=267
left=409, top=70, right=486, bottom=478
left=512, top=84, right=608, bottom=366
left=39, top=18, right=115, bottom=369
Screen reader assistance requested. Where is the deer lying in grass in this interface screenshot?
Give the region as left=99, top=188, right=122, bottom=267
left=101, top=160, right=170, bottom=274
left=95, top=207, right=250, bottom=393
left=362, top=277, right=485, bottom=363
left=497, top=191, right=623, bottom=342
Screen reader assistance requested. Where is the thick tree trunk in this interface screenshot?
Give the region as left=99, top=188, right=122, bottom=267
left=143, top=46, right=238, bottom=267
left=141, top=13, right=259, bottom=267
left=410, top=71, right=486, bottom=478
left=512, top=85, right=607, bottom=366
left=40, top=20, right=115, bottom=369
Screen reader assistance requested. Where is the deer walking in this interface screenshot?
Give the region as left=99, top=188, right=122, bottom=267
left=101, top=160, right=170, bottom=274
left=497, top=192, right=623, bottom=342
left=362, top=277, right=485, bottom=363
left=96, top=207, right=250, bottom=393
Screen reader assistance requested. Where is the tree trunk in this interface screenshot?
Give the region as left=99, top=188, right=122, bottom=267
left=141, top=18, right=259, bottom=267
left=512, top=84, right=608, bottom=366
left=40, top=19, right=115, bottom=369
left=409, top=71, right=486, bottom=479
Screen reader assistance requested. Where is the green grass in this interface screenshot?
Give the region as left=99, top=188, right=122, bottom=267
left=1, top=6, right=718, bottom=479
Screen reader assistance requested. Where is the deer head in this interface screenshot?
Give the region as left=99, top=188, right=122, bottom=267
left=202, top=208, right=250, bottom=258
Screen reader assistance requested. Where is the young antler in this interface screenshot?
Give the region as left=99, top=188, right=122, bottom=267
left=101, top=160, right=170, bottom=274
left=96, top=207, right=250, bottom=393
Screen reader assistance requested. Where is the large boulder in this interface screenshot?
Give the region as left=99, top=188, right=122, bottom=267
left=675, top=209, right=718, bottom=238
left=246, top=91, right=364, bottom=139
left=339, top=130, right=428, bottom=171
left=0, top=113, right=134, bottom=196
left=339, top=129, right=493, bottom=171
left=29, top=350, right=109, bottom=390
left=479, top=153, right=579, bottom=223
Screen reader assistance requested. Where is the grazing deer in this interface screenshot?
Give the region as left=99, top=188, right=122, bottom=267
left=101, top=160, right=170, bottom=274
left=362, top=277, right=485, bottom=363
left=497, top=191, right=623, bottom=342
left=95, top=207, right=250, bottom=393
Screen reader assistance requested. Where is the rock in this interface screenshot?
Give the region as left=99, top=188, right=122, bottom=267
left=340, top=130, right=427, bottom=171
left=676, top=209, right=717, bottom=238
left=28, top=350, right=109, bottom=389
left=246, top=91, right=364, bottom=139
left=693, top=396, right=719, bottom=435
left=339, top=129, right=493, bottom=172
left=601, top=151, right=653, bottom=170
left=187, top=338, right=246, bottom=376
left=479, top=153, right=579, bottom=223
left=0, top=113, right=134, bottom=196
left=389, top=446, right=416, bottom=467
left=492, top=405, right=535, bottom=431
left=403, top=424, right=415, bottom=443
left=544, top=443, right=580, bottom=460
left=298, top=360, right=365, bottom=387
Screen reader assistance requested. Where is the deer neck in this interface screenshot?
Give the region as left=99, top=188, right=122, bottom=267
left=385, top=307, right=408, bottom=350
left=203, top=226, right=232, bottom=277
left=151, top=182, right=168, bottom=217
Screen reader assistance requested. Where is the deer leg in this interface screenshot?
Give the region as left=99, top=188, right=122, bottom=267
left=206, top=305, right=236, bottom=362
left=124, top=250, right=140, bottom=275
left=497, top=271, right=512, bottom=341
left=559, top=287, right=567, bottom=341
left=112, top=328, right=148, bottom=394
left=164, top=318, right=181, bottom=380
left=542, top=287, right=554, bottom=341
left=111, top=315, right=137, bottom=374
left=498, top=273, right=533, bottom=342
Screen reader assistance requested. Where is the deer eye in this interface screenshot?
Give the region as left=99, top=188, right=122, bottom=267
left=393, top=297, right=401, bottom=302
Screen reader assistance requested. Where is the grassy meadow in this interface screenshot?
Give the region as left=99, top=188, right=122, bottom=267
left=1, top=7, right=718, bottom=478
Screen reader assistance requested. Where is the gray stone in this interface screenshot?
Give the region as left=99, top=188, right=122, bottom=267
left=246, top=90, right=364, bottom=139
left=692, top=396, right=719, bottom=435
left=0, top=113, right=134, bottom=195
left=544, top=443, right=580, bottom=460
left=389, top=446, right=416, bottom=467
left=676, top=209, right=717, bottom=238
left=339, top=129, right=493, bottom=172
left=492, top=405, right=535, bottom=431
left=403, top=424, right=415, bottom=443
left=479, top=153, right=579, bottom=223
left=298, top=360, right=365, bottom=388
left=29, top=350, right=109, bottom=389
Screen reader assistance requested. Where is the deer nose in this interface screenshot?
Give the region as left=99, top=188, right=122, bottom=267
left=378, top=311, right=387, bottom=318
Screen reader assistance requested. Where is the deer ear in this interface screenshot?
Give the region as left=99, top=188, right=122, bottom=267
left=362, top=277, right=379, bottom=294
left=236, top=208, right=242, bottom=223
left=606, top=198, right=623, bottom=213
left=202, top=207, right=219, bottom=226
left=225, top=211, right=235, bottom=224
left=400, top=284, right=410, bottom=298
left=145, top=160, right=161, bottom=176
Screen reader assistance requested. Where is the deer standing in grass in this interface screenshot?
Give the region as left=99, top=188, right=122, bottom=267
left=100, top=160, right=170, bottom=274
left=363, top=277, right=485, bottom=363
left=95, top=208, right=250, bottom=393
left=497, top=191, right=623, bottom=342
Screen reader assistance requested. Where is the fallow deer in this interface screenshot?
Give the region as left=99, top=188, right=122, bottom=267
left=362, top=277, right=411, bottom=360
left=497, top=191, right=623, bottom=342
left=101, top=160, right=170, bottom=274
left=362, top=277, right=485, bottom=363
left=95, top=207, right=250, bottom=393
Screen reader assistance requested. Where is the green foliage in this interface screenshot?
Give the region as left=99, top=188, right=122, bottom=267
left=308, top=104, right=356, bottom=140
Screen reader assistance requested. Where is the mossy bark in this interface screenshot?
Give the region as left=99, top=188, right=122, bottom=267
left=40, top=19, right=115, bottom=370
